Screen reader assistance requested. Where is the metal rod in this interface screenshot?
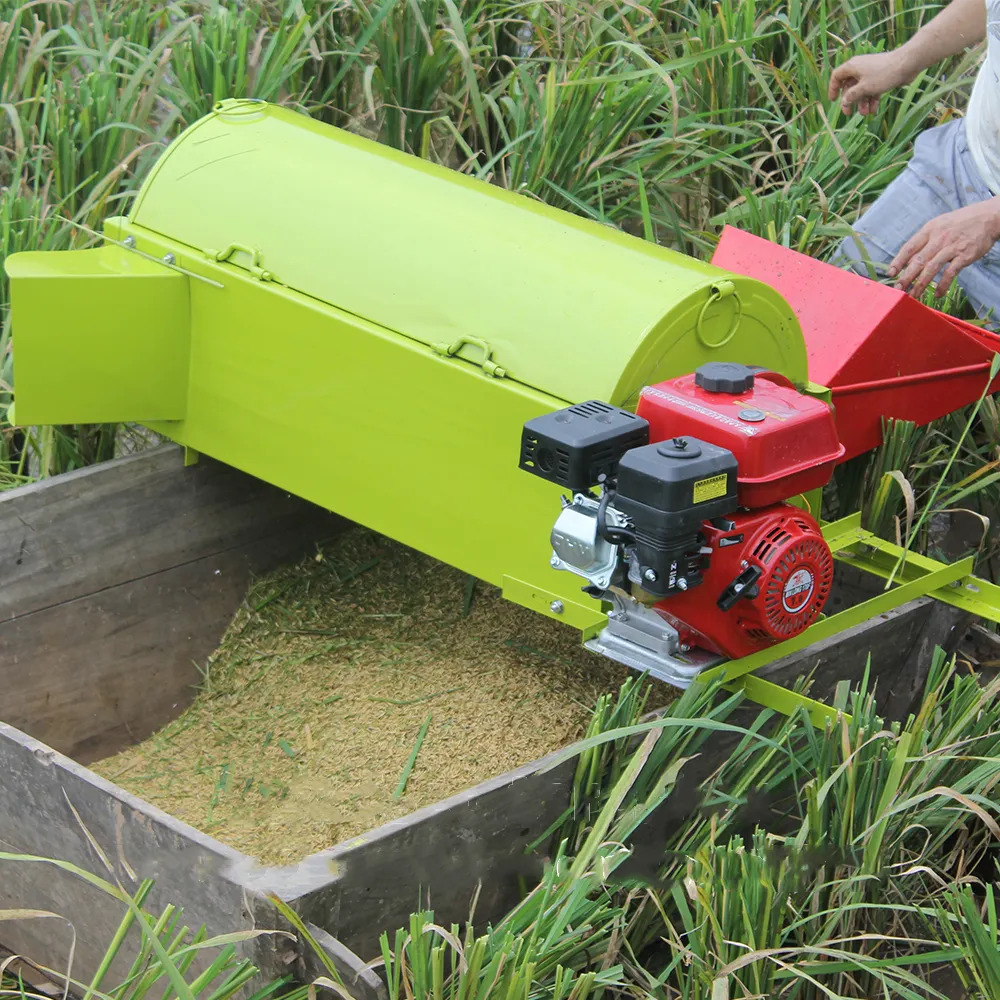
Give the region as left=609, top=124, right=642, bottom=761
left=65, top=220, right=225, bottom=289
left=725, top=674, right=851, bottom=727
left=830, top=362, right=994, bottom=397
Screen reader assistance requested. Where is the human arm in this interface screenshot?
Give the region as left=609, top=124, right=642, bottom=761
left=829, top=0, right=986, bottom=114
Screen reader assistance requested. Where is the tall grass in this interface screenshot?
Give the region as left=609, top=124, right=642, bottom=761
left=0, top=865, right=309, bottom=1000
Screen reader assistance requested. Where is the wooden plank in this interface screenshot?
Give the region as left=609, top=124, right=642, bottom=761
left=0, top=445, right=344, bottom=763
left=0, top=447, right=379, bottom=995
left=1, top=535, right=309, bottom=763
left=292, top=752, right=579, bottom=950
left=0, top=445, right=337, bottom=620
left=0, top=722, right=381, bottom=1000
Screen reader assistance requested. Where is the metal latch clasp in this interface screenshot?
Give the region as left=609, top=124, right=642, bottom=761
left=205, top=243, right=276, bottom=282
left=432, top=336, right=506, bottom=378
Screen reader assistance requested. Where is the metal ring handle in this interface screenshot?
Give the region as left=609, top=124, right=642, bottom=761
left=695, top=280, right=743, bottom=349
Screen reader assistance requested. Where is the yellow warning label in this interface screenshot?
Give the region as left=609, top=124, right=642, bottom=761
left=693, top=473, right=728, bottom=504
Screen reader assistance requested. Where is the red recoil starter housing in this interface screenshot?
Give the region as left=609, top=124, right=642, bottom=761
left=635, top=365, right=841, bottom=659
left=654, top=507, right=834, bottom=659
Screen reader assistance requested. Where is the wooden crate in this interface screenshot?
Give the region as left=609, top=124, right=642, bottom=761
left=0, top=446, right=971, bottom=999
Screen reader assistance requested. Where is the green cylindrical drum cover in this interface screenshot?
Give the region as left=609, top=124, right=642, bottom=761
left=128, top=100, right=807, bottom=405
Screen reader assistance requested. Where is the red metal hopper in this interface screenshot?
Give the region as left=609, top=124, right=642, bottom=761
left=711, top=225, right=1000, bottom=460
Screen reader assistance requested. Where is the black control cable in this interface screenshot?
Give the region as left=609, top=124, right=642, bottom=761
left=597, top=488, right=636, bottom=546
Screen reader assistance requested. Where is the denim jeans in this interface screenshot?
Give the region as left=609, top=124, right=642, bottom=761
left=833, top=117, right=1000, bottom=326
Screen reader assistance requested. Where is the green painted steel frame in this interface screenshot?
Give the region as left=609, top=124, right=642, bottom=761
left=700, top=512, right=1000, bottom=727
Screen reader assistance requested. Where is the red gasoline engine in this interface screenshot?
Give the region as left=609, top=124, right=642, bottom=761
left=519, top=361, right=847, bottom=684
left=519, top=228, right=1000, bottom=687
left=636, top=364, right=843, bottom=660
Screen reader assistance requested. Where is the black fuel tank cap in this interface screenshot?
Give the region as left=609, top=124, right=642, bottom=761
left=695, top=362, right=755, bottom=394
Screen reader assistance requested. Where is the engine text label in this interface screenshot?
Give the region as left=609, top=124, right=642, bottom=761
left=692, top=473, right=728, bottom=503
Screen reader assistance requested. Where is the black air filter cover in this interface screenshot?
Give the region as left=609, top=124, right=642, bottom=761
left=519, top=401, right=649, bottom=492
left=614, top=436, right=738, bottom=537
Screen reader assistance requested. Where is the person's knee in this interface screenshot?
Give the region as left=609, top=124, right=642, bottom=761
left=830, top=230, right=887, bottom=278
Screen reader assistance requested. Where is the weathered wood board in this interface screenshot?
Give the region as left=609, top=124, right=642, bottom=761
left=0, top=445, right=974, bottom=998
left=0, top=719, right=385, bottom=1000
left=0, top=445, right=343, bottom=763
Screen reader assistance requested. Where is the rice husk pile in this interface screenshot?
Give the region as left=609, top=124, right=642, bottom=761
left=92, top=527, right=675, bottom=866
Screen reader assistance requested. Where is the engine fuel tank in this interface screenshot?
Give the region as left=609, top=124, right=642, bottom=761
left=637, top=364, right=845, bottom=508
left=4, top=99, right=809, bottom=631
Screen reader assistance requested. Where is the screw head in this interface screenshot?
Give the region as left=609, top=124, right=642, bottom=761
left=679, top=643, right=691, bottom=653
left=550, top=555, right=560, bottom=568
left=676, top=578, right=689, bottom=591
left=123, top=236, right=136, bottom=248
left=162, top=252, right=176, bottom=265
left=643, top=568, right=658, bottom=582
left=550, top=600, right=564, bottom=615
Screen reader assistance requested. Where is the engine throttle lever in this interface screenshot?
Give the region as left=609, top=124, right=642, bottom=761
left=717, top=564, right=763, bottom=612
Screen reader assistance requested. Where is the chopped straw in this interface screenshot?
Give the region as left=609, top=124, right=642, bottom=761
left=92, top=527, right=674, bottom=865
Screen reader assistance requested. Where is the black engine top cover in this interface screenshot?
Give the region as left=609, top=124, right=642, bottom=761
left=614, top=436, right=738, bottom=536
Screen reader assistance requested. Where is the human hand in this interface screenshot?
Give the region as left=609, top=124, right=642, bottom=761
left=889, top=201, right=1000, bottom=299
left=828, top=51, right=914, bottom=114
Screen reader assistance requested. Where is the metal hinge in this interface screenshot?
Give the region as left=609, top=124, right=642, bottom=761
left=205, top=243, right=277, bottom=282
left=432, top=336, right=506, bottom=378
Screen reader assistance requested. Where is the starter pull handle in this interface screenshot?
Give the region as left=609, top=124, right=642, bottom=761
left=717, top=564, right=762, bottom=612
left=432, top=336, right=507, bottom=378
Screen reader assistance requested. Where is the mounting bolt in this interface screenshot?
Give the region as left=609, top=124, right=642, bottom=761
left=676, top=578, right=689, bottom=591
left=550, top=600, right=564, bottom=615
left=680, top=643, right=691, bottom=652
left=163, top=252, right=176, bottom=265
left=123, top=236, right=136, bottom=248
left=550, top=555, right=560, bottom=568
left=643, top=568, right=658, bottom=582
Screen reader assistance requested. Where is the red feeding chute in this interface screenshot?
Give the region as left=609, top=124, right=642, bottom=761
left=711, top=225, right=1000, bottom=460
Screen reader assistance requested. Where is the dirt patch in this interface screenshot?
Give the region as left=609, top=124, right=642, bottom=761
left=92, top=527, right=674, bottom=866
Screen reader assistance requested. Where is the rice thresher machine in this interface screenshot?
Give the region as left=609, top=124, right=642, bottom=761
left=9, top=98, right=1000, bottom=724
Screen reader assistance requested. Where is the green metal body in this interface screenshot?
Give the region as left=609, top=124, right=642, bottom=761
left=5, top=99, right=808, bottom=633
